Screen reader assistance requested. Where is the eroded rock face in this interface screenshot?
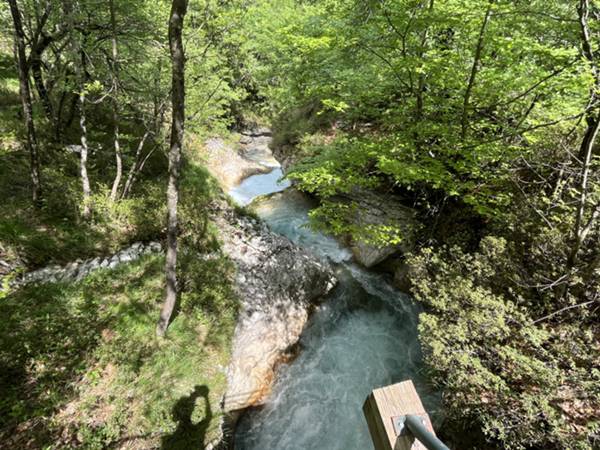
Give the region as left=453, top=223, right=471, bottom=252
left=211, top=203, right=336, bottom=412
left=239, top=128, right=279, bottom=168
left=203, top=130, right=278, bottom=191
left=335, top=189, right=416, bottom=268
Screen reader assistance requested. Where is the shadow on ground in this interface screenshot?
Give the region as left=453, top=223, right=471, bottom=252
left=161, top=385, right=213, bottom=450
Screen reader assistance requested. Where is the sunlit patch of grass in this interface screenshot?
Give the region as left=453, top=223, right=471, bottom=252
left=0, top=254, right=237, bottom=449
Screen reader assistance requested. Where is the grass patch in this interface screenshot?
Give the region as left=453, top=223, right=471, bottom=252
left=0, top=253, right=238, bottom=449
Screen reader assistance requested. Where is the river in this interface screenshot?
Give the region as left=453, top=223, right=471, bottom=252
left=230, top=168, right=440, bottom=450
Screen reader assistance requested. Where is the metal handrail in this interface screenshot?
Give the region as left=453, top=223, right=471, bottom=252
left=394, top=415, right=450, bottom=450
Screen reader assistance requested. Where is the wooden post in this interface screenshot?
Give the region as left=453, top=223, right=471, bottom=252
left=363, top=380, right=437, bottom=450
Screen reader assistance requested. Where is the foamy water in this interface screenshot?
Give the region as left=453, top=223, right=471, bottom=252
left=229, top=165, right=440, bottom=450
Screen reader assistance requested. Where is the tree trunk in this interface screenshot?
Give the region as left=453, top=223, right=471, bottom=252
left=121, top=79, right=167, bottom=200
left=29, top=31, right=57, bottom=128
left=414, top=0, right=435, bottom=152
left=8, top=0, right=42, bottom=205
left=31, top=54, right=54, bottom=124
left=568, top=113, right=600, bottom=262
left=108, top=0, right=122, bottom=201
left=460, top=1, right=493, bottom=141
left=77, top=41, right=92, bottom=219
left=62, top=0, right=92, bottom=219
left=157, top=0, right=188, bottom=337
left=559, top=0, right=600, bottom=299
left=121, top=130, right=151, bottom=199
left=78, top=79, right=92, bottom=219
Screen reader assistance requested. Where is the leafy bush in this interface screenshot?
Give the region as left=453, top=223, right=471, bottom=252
left=409, top=237, right=600, bottom=449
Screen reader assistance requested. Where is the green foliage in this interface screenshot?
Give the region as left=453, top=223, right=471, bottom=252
left=289, top=136, right=382, bottom=197
left=2, top=0, right=600, bottom=449
left=240, top=4, right=600, bottom=446
left=245, top=0, right=590, bottom=227
left=409, top=238, right=600, bottom=449
left=185, top=0, right=253, bottom=133
left=307, top=200, right=406, bottom=247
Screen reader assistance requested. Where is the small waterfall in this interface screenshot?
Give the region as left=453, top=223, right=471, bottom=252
left=229, top=167, right=291, bottom=206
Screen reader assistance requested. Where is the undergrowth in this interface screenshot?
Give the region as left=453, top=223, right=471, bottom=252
left=0, top=252, right=238, bottom=449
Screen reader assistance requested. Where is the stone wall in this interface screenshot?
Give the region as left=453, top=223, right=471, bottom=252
left=12, top=241, right=162, bottom=287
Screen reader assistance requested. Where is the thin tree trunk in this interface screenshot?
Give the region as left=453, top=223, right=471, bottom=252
left=126, top=144, right=158, bottom=195
left=460, top=1, right=493, bottom=141
left=121, top=96, right=167, bottom=199
left=121, top=130, right=151, bottom=199
left=153, top=58, right=163, bottom=131
left=157, top=0, right=188, bottom=337
left=8, top=0, right=42, bottom=205
left=559, top=0, right=600, bottom=299
left=577, top=0, right=600, bottom=159
left=31, top=55, right=54, bottom=123
left=63, top=87, right=79, bottom=129
left=77, top=40, right=92, bottom=219
left=78, top=74, right=92, bottom=219
left=108, top=0, right=122, bottom=201
left=566, top=113, right=600, bottom=273
left=63, top=0, right=92, bottom=219
left=414, top=0, right=434, bottom=151
left=28, top=4, right=57, bottom=129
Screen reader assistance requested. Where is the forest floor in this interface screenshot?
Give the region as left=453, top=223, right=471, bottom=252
left=1, top=254, right=235, bottom=449
left=0, top=48, right=238, bottom=448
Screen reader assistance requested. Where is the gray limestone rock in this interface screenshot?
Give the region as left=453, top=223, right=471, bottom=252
left=214, top=203, right=336, bottom=413
left=334, top=188, right=416, bottom=268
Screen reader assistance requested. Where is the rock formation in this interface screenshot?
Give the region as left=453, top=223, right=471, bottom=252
left=202, top=128, right=278, bottom=191
left=210, top=202, right=336, bottom=413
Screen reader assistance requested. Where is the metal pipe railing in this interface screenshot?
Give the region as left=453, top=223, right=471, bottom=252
left=394, top=415, right=450, bottom=450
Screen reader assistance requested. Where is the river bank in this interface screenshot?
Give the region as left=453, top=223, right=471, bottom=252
left=210, top=130, right=440, bottom=450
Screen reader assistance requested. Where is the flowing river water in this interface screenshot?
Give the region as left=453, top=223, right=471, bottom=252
left=230, top=167, right=440, bottom=450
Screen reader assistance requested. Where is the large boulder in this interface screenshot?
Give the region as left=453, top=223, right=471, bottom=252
left=211, top=203, right=336, bottom=412
left=336, top=189, right=416, bottom=268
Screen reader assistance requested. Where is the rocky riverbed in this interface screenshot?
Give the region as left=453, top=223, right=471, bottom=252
left=198, top=130, right=338, bottom=446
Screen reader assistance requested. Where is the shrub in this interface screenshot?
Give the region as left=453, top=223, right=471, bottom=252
left=409, top=237, right=600, bottom=450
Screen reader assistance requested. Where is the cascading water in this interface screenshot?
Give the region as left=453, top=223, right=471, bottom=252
left=229, top=167, right=291, bottom=206
left=229, top=168, right=440, bottom=450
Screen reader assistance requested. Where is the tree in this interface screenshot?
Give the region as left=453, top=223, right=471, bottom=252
left=460, top=0, right=494, bottom=141
left=61, top=0, right=92, bottom=219
left=26, top=2, right=60, bottom=131
left=7, top=0, right=42, bottom=204
left=108, top=0, right=123, bottom=202
left=562, top=0, right=600, bottom=294
left=157, top=0, right=188, bottom=337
